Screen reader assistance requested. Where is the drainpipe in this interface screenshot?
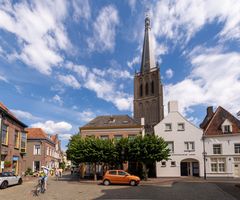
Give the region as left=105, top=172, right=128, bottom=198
left=202, top=135, right=207, bottom=180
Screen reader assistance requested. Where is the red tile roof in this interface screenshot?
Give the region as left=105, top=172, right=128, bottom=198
left=26, top=128, right=48, bottom=139
left=201, top=106, right=240, bottom=136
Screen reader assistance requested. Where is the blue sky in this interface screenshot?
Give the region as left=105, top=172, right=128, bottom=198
left=0, top=0, right=240, bottom=150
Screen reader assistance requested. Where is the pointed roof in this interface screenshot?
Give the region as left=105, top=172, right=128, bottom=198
left=140, top=15, right=156, bottom=73
left=202, top=106, right=240, bottom=136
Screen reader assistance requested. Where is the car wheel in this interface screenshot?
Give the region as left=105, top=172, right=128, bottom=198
left=18, top=178, right=23, bottom=185
left=1, top=181, right=8, bottom=189
left=130, top=180, right=136, bottom=186
left=103, top=179, right=110, bottom=186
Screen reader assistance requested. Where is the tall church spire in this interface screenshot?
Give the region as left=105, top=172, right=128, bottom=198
left=140, top=15, right=156, bottom=73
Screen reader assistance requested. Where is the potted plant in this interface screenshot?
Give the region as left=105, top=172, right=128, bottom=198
left=4, top=161, right=11, bottom=171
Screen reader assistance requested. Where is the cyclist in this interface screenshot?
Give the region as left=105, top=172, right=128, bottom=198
left=41, top=166, right=49, bottom=191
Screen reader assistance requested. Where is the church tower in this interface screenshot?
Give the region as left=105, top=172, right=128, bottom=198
left=133, top=16, right=164, bottom=134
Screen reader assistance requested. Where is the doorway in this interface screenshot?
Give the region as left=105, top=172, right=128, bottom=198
left=234, top=164, right=240, bottom=177
left=180, top=159, right=200, bottom=177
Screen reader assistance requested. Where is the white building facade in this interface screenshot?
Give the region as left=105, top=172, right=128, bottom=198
left=154, top=101, right=204, bottom=177
left=200, top=106, right=240, bottom=178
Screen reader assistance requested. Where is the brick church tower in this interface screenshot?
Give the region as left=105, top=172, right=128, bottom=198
left=133, top=16, right=164, bottom=134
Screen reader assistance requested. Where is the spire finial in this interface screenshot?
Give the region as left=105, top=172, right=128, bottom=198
left=145, top=13, right=150, bottom=30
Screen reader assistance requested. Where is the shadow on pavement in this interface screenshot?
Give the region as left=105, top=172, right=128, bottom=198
left=94, top=182, right=238, bottom=200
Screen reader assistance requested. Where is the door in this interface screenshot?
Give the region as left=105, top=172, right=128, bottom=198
left=117, top=170, right=128, bottom=183
left=234, top=164, right=240, bottom=177
left=192, top=162, right=200, bottom=176
left=181, top=162, right=188, bottom=176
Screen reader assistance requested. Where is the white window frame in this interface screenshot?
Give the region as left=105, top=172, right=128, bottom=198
left=34, top=144, right=41, bottom=155
left=210, top=158, right=226, bottom=172
left=213, top=144, right=222, bottom=154
left=166, top=141, right=174, bottom=153
left=234, top=144, right=240, bottom=154
left=161, top=161, right=166, bottom=167
left=184, top=141, right=195, bottom=152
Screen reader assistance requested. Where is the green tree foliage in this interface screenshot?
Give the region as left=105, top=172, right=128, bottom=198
left=128, top=135, right=170, bottom=180
left=66, top=134, right=169, bottom=181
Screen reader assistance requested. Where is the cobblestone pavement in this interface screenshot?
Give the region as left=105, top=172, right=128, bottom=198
left=0, top=174, right=239, bottom=200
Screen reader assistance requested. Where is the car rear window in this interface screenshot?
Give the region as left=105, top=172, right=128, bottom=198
left=108, top=170, right=117, bottom=175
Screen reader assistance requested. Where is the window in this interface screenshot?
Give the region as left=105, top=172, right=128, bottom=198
left=46, top=147, right=49, bottom=155
left=213, top=144, right=222, bottom=154
left=86, top=135, right=95, bottom=138
left=109, top=170, right=117, bottom=175
left=14, top=131, right=20, bottom=148
left=166, top=142, right=174, bottom=153
left=128, top=135, right=136, bottom=140
left=20, top=132, right=27, bottom=153
left=165, top=123, right=172, bottom=131
left=178, top=123, right=185, bottom=131
left=114, top=135, right=123, bottom=140
left=161, top=161, right=166, bottom=167
left=100, top=135, right=109, bottom=140
left=210, top=158, right=225, bottom=172
left=1, top=124, right=8, bottom=145
left=145, top=83, right=149, bottom=96
left=140, top=84, right=143, bottom=97
left=33, top=161, right=40, bottom=172
left=118, top=171, right=127, bottom=176
left=184, top=142, right=195, bottom=151
left=151, top=81, right=154, bottom=94
left=223, top=125, right=231, bottom=133
left=34, top=144, right=41, bottom=155
left=235, top=144, right=240, bottom=154
left=171, top=161, right=176, bottom=167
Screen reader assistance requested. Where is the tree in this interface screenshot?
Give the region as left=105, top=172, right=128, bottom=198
left=115, top=138, right=129, bottom=168
left=128, top=135, right=170, bottom=180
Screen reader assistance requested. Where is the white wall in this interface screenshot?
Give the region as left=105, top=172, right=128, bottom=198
left=204, top=134, right=240, bottom=177
left=154, top=107, right=204, bottom=177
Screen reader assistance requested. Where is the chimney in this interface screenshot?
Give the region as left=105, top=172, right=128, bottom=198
left=168, top=101, right=178, bottom=113
left=207, top=106, right=213, bottom=117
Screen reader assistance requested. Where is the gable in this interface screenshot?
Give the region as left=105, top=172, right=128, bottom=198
left=205, top=106, right=240, bottom=135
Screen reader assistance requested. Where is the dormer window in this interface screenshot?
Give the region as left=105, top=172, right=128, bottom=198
left=221, top=119, right=232, bottom=134
left=165, top=123, right=172, bottom=131
left=223, top=125, right=231, bottom=133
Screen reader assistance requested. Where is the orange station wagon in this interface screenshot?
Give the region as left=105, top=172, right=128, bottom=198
left=103, top=170, right=140, bottom=186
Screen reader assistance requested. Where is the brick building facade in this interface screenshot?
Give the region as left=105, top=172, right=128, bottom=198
left=0, top=102, right=27, bottom=175
left=24, top=128, right=62, bottom=172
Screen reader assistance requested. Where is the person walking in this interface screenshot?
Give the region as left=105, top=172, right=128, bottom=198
left=55, top=168, right=59, bottom=181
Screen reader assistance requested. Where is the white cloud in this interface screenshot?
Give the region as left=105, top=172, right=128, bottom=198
left=165, top=49, right=240, bottom=116
left=31, top=120, right=72, bottom=134
left=0, top=0, right=71, bottom=75
left=72, top=0, right=91, bottom=22
left=78, top=110, right=95, bottom=122
left=10, top=109, right=42, bottom=121
left=57, top=74, right=81, bottom=89
left=165, top=68, right=174, bottom=79
left=151, top=0, right=240, bottom=45
left=14, top=85, right=23, bottom=94
left=128, top=0, right=137, bottom=12
left=127, top=56, right=140, bottom=68
left=58, top=133, right=73, bottom=141
left=65, top=62, right=87, bottom=78
left=52, top=94, right=63, bottom=106
left=84, top=72, right=133, bottom=111
left=87, top=5, right=119, bottom=52
left=51, top=85, right=65, bottom=94
left=0, top=74, right=8, bottom=83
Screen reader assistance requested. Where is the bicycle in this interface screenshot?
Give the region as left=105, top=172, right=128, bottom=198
left=34, top=177, right=45, bottom=196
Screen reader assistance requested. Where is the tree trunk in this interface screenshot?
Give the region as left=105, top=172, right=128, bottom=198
left=142, top=162, right=149, bottom=181
left=93, top=163, right=97, bottom=181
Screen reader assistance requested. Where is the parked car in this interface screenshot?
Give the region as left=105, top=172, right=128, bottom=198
left=103, top=170, right=140, bottom=186
left=0, top=172, right=23, bottom=189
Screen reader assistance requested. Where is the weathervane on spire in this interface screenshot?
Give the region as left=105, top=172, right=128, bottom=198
left=144, top=10, right=151, bottom=30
